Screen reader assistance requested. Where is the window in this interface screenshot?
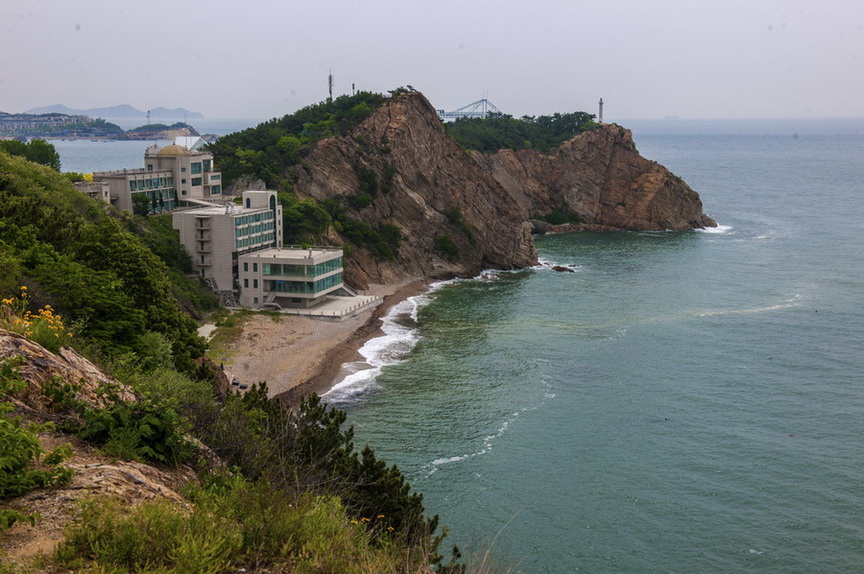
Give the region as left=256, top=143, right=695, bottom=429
left=203, top=159, right=211, bottom=172
left=147, top=164, right=153, bottom=172
left=210, top=185, right=221, bottom=195
left=243, top=262, right=248, bottom=272
left=253, top=297, right=258, bottom=305
left=181, top=189, right=187, bottom=196
left=243, top=279, right=248, bottom=288
left=253, top=279, right=258, bottom=288
left=181, top=167, right=186, bottom=172
left=191, top=163, right=202, bottom=174
left=129, top=181, right=137, bottom=191
left=181, top=179, right=186, bottom=184
left=191, top=177, right=202, bottom=186
left=253, top=263, right=258, bottom=272
left=210, top=174, right=220, bottom=181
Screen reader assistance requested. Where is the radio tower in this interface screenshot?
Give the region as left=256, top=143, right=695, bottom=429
left=328, top=71, right=334, bottom=103
left=598, top=98, right=604, bottom=123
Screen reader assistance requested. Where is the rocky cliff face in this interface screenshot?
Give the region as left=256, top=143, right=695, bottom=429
left=293, top=93, right=715, bottom=285
left=293, top=93, right=537, bottom=287
left=472, top=124, right=717, bottom=231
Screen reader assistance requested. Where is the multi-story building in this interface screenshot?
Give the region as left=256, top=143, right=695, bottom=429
left=172, top=189, right=345, bottom=310
left=173, top=190, right=283, bottom=293
left=90, top=167, right=177, bottom=213
left=73, top=180, right=111, bottom=203
left=92, top=142, right=222, bottom=213
left=144, top=143, right=222, bottom=201
left=237, top=247, right=344, bottom=309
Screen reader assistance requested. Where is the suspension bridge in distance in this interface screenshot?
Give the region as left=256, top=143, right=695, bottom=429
left=437, top=99, right=503, bottom=121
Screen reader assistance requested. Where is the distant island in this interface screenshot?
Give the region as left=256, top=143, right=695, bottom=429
left=23, top=104, right=204, bottom=120
left=0, top=111, right=203, bottom=141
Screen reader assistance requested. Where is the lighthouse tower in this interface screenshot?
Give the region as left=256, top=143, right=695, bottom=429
left=598, top=98, right=604, bottom=123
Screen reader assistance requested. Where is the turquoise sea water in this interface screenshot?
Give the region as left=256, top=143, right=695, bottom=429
left=326, top=118, right=864, bottom=573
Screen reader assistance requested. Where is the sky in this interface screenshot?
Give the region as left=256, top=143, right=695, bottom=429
left=2, top=0, right=863, bottom=122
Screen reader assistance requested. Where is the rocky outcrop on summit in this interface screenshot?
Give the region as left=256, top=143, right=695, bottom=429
left=294, top=93, right=537, bottom=286
left=472, top=124, right=716, bottom=231
left=292, top=93, right=714, bottom=285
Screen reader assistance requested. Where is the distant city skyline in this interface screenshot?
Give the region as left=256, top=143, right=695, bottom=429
left=2, top=0, right=862, bottom=122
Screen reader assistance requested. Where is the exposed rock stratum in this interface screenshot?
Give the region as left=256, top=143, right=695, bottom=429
left=293, top=92, right=715, bottom=286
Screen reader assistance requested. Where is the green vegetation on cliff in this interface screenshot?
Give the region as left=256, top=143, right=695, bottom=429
left=0, top=150, right=209, bottom=372
left=445, top=111, right=599, bottom=153
left=208, top=91, right=385, bottom=188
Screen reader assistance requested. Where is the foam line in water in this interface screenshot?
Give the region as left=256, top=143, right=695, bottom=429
left=697, top=294, right=801, bottom=317
left=697, top=224, right=733, bottom=234
left=425, top=376, right=556, bottom=476
left=324, top=292, right=433, bottom=403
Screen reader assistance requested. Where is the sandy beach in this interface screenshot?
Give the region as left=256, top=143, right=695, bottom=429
left=217, top=279, right=429, bottom=405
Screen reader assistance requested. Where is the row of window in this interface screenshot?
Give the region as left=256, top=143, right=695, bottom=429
left=129, top=177, right=174, bottom=191
left=234, top=211, right=274, bottom=226
left=132, top=189, right=175, bottom=200
left=266, top=273, right=343, bottom=295
left=234, top=221, right=275, bottom=237
left=262, top=258, right=343, bottom=278
left=235, top=232, right=275, bottom=250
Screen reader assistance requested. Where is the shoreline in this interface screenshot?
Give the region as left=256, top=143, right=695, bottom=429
left=274, top=279, right=429, bottom=405
left=220, top=279, right=430, bottom=407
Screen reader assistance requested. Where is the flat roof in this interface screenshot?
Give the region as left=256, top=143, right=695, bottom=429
left=241, top=247, right=342, bottom=262
left=176, top=204, right=272, bottom=217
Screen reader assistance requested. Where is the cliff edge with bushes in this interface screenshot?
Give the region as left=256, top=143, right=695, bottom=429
left=286, top=92, right=715, bottom=286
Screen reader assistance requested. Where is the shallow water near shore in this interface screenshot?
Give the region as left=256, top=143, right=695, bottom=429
left=330, top=118, right=864, bottom=573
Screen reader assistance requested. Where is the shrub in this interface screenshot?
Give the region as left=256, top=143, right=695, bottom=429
left=1, top=357, right=73, bottom=529
left=535, top=210, right=583, bottom=226
left=0, top=286, right=73, bottom=352
left=434, top=235, right=460, bottom=261
left=79, top=394, right=195, bottom=466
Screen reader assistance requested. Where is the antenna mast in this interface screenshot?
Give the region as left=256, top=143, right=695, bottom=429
left=328, top=71, right=334, bottom=102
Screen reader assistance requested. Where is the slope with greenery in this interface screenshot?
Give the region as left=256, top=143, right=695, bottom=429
left=0, top=150, right=208, bottom=372
left=208, top=91, right=385, bottom=189
left=0, top=150, right=482, bottom=572
left=444, top=111, right=599, bottom=154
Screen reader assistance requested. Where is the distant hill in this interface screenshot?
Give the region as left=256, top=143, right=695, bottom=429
left=24, top=104, right=204, bottom=119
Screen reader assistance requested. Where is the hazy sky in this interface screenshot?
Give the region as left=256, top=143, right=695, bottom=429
left=3, top=0, right=863, bottom=121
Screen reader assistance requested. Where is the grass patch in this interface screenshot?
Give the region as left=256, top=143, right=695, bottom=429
left=204, top=310, right=256, bottom=361
left=53, top=479, right=434, bottom=573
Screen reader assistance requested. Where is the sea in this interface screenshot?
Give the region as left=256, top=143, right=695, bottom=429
left=322, top=118, right=864, bottom=573
left=55, top=117, right=864, bottom=573
left=51, top=117, right=263, bottom=173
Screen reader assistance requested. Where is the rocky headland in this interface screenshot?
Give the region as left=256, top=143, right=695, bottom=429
left=290, top=92, right=715, bottom=287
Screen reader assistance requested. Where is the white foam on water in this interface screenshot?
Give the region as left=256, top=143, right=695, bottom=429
left=324, top=291, right=435, bottom=402
left=425, top=376, right=557, bottom=476
left=535, top=258, right=582, bottom=271
left=697, top=294, right=802, bottom=317
left=697, top=224, right=733, bottom=234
